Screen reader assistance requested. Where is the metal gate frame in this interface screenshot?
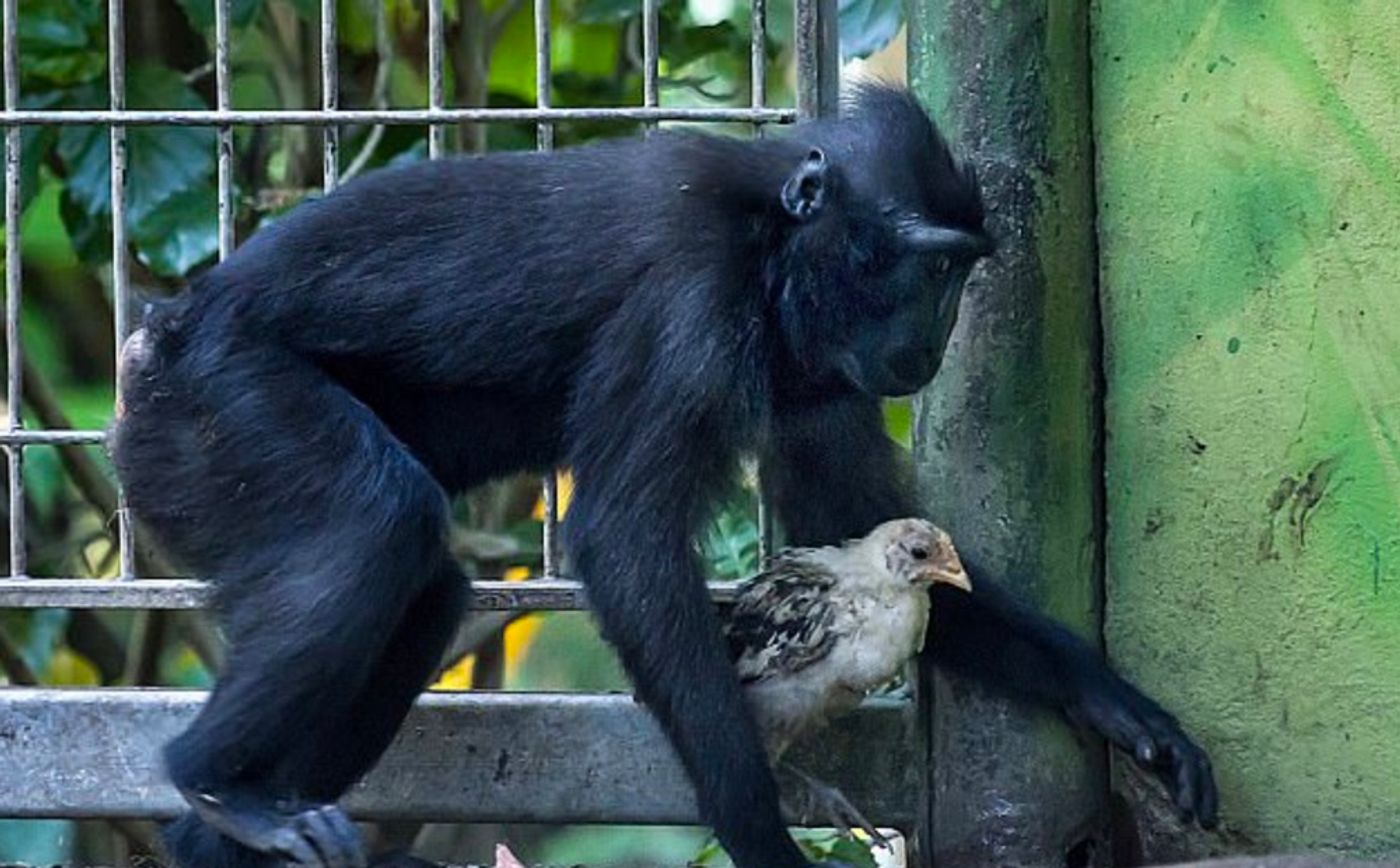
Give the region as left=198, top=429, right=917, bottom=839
left=0, top=0, right=934, bottom=863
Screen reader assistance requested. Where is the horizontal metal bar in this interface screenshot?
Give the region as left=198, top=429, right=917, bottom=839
left=0, top=578, right=742, bottom=610
left=0, top=429, right=105, bottom=445
left=0, top=689, right=919, bottom=826
left=0, top=107, right=797, bottom=127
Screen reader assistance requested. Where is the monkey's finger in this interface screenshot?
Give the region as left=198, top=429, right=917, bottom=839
left=1198, top=758, right=1220, bottom=829
left=321, top=806, right=369, bottom=868
left=268, top=825, right=321, bottom=867
left=1134, top=735, right=1156, bottom=766
left=1171, top=746, right=1199, bottom=825
left=294, top=808, right=339, bottom=867
left=293, top=805, right=363, bottom=868
left=1180, top=739, right=1218, bottom=829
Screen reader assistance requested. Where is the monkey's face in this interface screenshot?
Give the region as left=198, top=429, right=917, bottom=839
left=834, top=248, right=977, bottom=396
left=773, top=128, right=992, bottom=398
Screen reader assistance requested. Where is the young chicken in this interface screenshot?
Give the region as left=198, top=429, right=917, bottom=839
left=722, top=517, right=971, bottom=843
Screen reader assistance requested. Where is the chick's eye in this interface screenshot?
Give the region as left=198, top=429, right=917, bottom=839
left=910, top=546, right=929, bottom=560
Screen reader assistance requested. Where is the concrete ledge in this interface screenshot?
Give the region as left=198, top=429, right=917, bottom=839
left=0, top=688, right=919, bottom=827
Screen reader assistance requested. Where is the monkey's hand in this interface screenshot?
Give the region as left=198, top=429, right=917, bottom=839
left=180, top=786, right=367, bottom=868
left=1065, top=668, right=1218, bottom=829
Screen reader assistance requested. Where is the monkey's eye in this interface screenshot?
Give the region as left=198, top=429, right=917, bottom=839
left=932, top=257, right=951, bottom=276
left=910, top=546, right=929, bottom=560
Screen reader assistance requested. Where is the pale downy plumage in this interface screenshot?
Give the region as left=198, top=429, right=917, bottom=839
left=721, top=517, right=971, bottom=841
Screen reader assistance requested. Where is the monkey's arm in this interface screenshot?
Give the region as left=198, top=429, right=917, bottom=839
left=563, top=303, right=814, bottom=868
left=762, top=394, right=1218, bottom=828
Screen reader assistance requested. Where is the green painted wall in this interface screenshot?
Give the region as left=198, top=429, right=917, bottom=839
left=1094, top=1, right=1400, bottom=860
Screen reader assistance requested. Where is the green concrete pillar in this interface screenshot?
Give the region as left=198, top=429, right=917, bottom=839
left=907, top=2, right=1106, bottom=866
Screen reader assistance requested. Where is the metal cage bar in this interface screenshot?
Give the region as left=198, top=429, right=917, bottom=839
left=534, top=0, right=563, bottom=576
left=642, top=0, right=659, bottom=126
left=750, top=0, right=767, bottom=110
left=321, top=0, right=339, bottom=188
left=427, top=0, right=447, bottom=158
left=794, top=0, right=838, bottom=119
left=109, top=0, right=135, bottom=580
left=0, top=430, right=104, bottom=446
left=0, top=0, right=835, bottom=604
left=533, top=0, right=554, bottom=151
left=0, top=107, right=795, bottom=126
left=215, top=0, right=235, bottom=259
left=3, top=0, right=23, bottom=579
left=0, top=577, right=749, bottom=611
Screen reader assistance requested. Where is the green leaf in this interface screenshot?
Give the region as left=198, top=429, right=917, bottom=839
left=286, top=0, right=320, bottom=20
left=665, top=20, right=747, bottom=70
left=794, top=829, right=878, bottom=868
left=574, top=0, right=642, bottom=24
left=0, top=95, right=61, bottom=218
left=575, top=0, right=686, bottom=25
left=18, top=0, right=104, bottom=85
left=54, top=66, right=216, bottom=273
left=837, top=0, right=902, bottom=60
left=701, top=503, right=760, bottom=581
left=883, top=397, right=912, bottom=449
left=0, top=609, right=70, bottom=676
left=176, top=0, right=313, bottom=30
left=130, top=184, right=220, bottom=277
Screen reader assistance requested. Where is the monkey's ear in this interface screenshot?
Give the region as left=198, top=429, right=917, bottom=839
left=781, top=148, right=828, bottom=221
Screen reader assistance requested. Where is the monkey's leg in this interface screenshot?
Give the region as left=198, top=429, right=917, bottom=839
left=154, top=352, right=455, bottom=868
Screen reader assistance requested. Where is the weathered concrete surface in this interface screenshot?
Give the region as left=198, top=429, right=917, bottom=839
left=1095, top=1, right=1400, bottom=863
left=1157, top=860, right=1399, bottom=868
left=908, top=1, right=1105, bottom=866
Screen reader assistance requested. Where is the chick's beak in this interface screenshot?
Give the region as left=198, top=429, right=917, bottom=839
left=920, top=552, right=971, bottom=592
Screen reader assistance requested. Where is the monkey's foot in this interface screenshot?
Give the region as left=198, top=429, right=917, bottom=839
left=179, top=786, right=368, bottom=868
left=780, top=765, right=890, bottom=850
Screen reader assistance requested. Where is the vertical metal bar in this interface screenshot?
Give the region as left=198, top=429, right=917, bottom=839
left=749, top=0, right=766, bottom=114
left=794, top=0, right=838, bottom=119
left=534, top=0, right=559, bottom=575
left=321, top=0, right=339, bottom=188
left=750, top=0, right=770, bottom=554
left=2, top=0, right=23, bottom=577
left=756, top=496, right=773, bottom=561
left=541, top=474, right=559, bottom=577
left=533, top=0, right=553, bottom=150
left=214, top=0, right=235, bottom=258
left=642, top=0, right=659, bottom=130
left=109, top=0, right=134, bottom=578
left=427, top=0, right=446, bottom=158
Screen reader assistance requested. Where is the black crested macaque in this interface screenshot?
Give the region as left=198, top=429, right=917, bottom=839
left=110, top=85, right=1216, bottom=868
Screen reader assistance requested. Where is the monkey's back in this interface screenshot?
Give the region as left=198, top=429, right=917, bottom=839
left=159, top=133, right=796, bottom=394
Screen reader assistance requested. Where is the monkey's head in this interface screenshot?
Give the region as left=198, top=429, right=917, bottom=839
left=774, top=84, right=993, bottom=397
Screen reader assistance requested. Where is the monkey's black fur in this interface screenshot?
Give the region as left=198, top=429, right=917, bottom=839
left=111, top=85, right=1215, bottom=868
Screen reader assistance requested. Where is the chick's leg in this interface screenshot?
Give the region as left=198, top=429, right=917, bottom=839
left=778, top=763, right=890, bottom=849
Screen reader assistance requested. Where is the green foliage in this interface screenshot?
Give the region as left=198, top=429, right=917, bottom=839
left=692, top=829, right=879, bottom=867
left=175, top=0, right=270, bottom=30
left=56, top=67, right=220, bottom=273
left=18, top=0, right=104, bottom=86
left=702, top=501, right=762, bottom=581
left=837, top=0, right=901, bottom=60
